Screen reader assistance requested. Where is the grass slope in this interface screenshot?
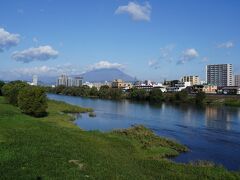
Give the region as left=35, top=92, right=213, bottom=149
left=0, top=97, right=239, bottom=179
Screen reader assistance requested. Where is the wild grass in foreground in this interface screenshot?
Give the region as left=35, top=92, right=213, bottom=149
left=0, top=96, right=239, bottom=179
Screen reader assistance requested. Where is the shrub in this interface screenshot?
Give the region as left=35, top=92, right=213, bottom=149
left=195, top=91, right=206, bottom=104
left=18, top=86, right=48, bottom=117
left=149, top=89, right=163, bottom=102
left=2, top=81, right=28, bottom=106
left=175, top=90, right=188, bottom=102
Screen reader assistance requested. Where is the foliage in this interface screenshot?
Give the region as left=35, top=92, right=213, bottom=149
left=0, top=80, right=5, bottom=96
left=149, top=89, right=163, bottom=102
left=129, top=88, right=148, bottom=101
left=224, top=99, right=240, bottom=107
left=175, top=90, right=188, bottom=102
left=109, top=88, right=123, bottom=99
left=98, top=85, right=110, bottom=99
left=1, top=81, right=28, bottom=106
left=89, top=86, right=98, bottom=97
left=195, top=91, right=206, bottom=104
left=18, top=86, right=48, bottom=117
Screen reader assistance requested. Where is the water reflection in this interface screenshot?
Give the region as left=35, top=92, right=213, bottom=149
left=205, top=106, right=233, bottom=130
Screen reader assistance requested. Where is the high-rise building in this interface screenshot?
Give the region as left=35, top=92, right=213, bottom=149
left=57, top=74, right=68, bottom=86
left=181, top=75, right=200, bottom=85
left=74, top=77, right=83, bottom=87
left=235, top=75, right=240, bottom=87
left=56, top=74, right=83, bottom=87
left=32, top=75, right=38, bottom=86
left=206, top=64, right=233, bottom=86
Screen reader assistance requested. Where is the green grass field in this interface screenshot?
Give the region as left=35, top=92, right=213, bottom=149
left=0, top=96, right=239, bottom=179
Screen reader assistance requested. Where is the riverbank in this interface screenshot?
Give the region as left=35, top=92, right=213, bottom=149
left=48, top=86, right=240, bottom=107
left=0, top=96, right=239, bottom=179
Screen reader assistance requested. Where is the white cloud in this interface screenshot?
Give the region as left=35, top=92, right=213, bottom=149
left=177, top=48, right=199, bottom=65
left=86, top=61, right=125, bottom=71
left=115, top=1, right=151, bottom=21
left=217, top=41, right=234, bottom=49
left=148, top=44, right=175, bottom=69
left=12, top=45, right=59, bottom=63
left=10, top=64, right=79, bottom=77
left=148, top=60, right=160, bottom=69
left=0, top=28, right=20, bottom=52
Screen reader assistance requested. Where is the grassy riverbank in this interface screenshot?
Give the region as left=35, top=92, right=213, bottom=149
left=0, top=96, right=239, bottom=179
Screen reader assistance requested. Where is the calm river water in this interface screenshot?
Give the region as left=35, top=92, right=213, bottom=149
left=48, top=94, right=240, bottom=170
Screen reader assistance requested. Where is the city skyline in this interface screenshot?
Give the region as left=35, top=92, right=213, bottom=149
left=0, top=0, right=240, bottom=82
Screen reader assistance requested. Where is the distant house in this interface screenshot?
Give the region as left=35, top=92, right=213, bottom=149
left=191, top=85, right=217, bottom=94
left=166, top=82, right=191, bottom=92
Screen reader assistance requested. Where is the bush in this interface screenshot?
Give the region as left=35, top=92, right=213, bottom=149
left=18, top=86, right=48, bottom=117
left=195, top=91, right=206, bottom=104
left=2, top=81, right=28, bottom=106
left=149, top=89, right=163, bottom=102
left=175, top=90, right=188, bottom=102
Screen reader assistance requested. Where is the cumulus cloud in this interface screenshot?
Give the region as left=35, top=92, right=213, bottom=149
left=177, top=48, right=199, bottom=65
left=12, top=45, right=59, bottom=63
left=115, top=1, right=151, bottom=21
left=0, top=28, right=20, bottom=52
left=217, top=41, right=234, bottom=49
left=10, top=64, right=78, bottom=77
left=86, top=61, right=125, bottom=71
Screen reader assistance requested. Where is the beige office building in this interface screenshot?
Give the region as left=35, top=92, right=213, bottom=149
left=181, top=76, right=200, bottom=86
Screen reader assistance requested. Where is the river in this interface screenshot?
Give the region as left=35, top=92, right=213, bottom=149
left=48, top=94, right=240, bottom=170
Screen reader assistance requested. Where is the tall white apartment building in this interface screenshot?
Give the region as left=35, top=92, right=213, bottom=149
left=206, top=64, right=233, bottom=86
left=181, top=76, right=200, bottom=86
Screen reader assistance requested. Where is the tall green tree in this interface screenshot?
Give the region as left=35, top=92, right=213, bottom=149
left=18, top=86, right=48, bottom=117
left=2, top=81, right=28, bottom=106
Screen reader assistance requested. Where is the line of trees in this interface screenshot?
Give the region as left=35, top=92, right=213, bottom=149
left=48, top=85, right=207, bottom=105
left=1, top=81, right=48, bottom=117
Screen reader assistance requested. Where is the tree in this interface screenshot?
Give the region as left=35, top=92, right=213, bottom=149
left=175, top=90, right=188, bottom=102
left=89, top=87, right=99, bottom=97
left=18, top=86, right=48, bottom=117
left=129, top=88, right=148, bottom=101
left=2, top=81, right=28, bottom=106
left=0, top=80, right=5, bottom=96
left=149, top=89, right=163, bottom=102
left=109, top=88, right=123, bottom=100
left=98, top=85, right=110, bottom=99
left=195, top=91, right=206, bottom=104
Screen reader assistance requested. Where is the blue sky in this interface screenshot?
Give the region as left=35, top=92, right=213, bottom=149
left=0, top=0, right=240, bottom=82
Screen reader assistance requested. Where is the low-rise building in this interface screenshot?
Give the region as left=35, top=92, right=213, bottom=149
left=220, top=86, right=240, bottom=95
left=191, top=84, right=217, bottom=94
left=166, top=82, right=191, bottom=92
left=111, top=79, right=133, bottom=90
